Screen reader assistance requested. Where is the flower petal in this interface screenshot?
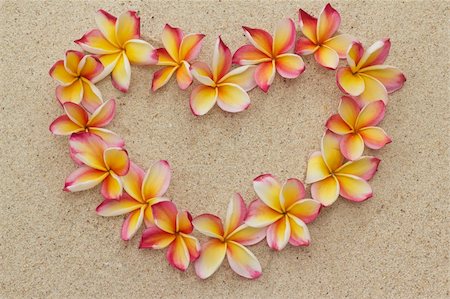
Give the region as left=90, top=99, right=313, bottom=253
left=122, top=162, right=145, bottom=202
left=155, top=48, right=177, bottom=66
left=314, top=46, right=339, bottom=70
left=121, top=206, right=144, bottom=240
left=111, top=53, right=131, bottom=92
left=96, top=193, right=143, bottom=216
left=124, top=39, right=157, bottom=65
left=357, top=38, right=391, bottom=69
left=115, top=10, right=140, bottom=46
left=64, top=166, right=108, bottom=192
left=357, top=74, right=388, bottom=105
left=275, top=53, right=305, bottom=78
left=359, top=127, right=392, bottom=149
left=152, top=201, right=177, bottom=234
left=321, top=130, right=344, bottom=172
left=216, top=83, right=251, bottom=113
left=311, top=175, right=340, bottom=206
left=359, top=65, right=406, bottom=93
left=63, top=102, right=88, bottom=127
left=56, top=79, right=84, bottom=105
left=95, top=9, right=119, bottom=47
left=189, top=85, right=217, bottom=116
left=69, top=132, right=106, bottom=170
left=75, top=29, right=120, bottom=55
left=317, top=3, right=341, bottom=43
left=253, top=174, right=282, bottom=212
left=242, top=26, right=273, bottom=57
left=266, top=216, right=290, bottom=251
left=336, top=157, right=381, bottom=180
left=151, top=66, right=178, bottom=91
left=64, top=50, right=84, bottom=76
left=340, top=133, right=365, bottom=160
left=176, top=61, right=193, bottom=90
left=298, top=9, right=318, bottom=44
left=88, top=128, right=124, bottom=147
left=103, top=148, right=130, bottom=176
left=294, top=37, right=319, bottom=55
left=142, top=160, right=171, bottom=199
left=49, top=115, right=83, bottom=135
left=347, top=41, right=364, bottom=71
left=194, top=239, right=227, bottom=279
left=288, top=215, right=311, bottom=246
left=287, top=199, right=321, bottom=224
left=226, top=241, right=262, bottom=279
left=280, top=178, right=305, bottom=211
left=79, top=56, right=104, bottom=81
left=87, top=99, right=116, bottom=127
left=101, top=172, right=123, bottom=200
left=180, top=233, right=200, bottom=261
left=355, top=100, right=386, bottom=129
left=232, top=45, right=271, bottom=65
left=245, top=199, right=283, bottom=228
left=254, top=60, right=276, bottom=93
left=227, top=224, right=266, bottom=246
left=336, top=67, right=365, bottom=96
left=273, top=18, right=296, bottom=56
left=179, top=33, right=205, bottom=61
left=219, top=65, right=257, bottom=92
left=224, top=193, right=247, bottom=236
left=336, top=174, right=373, bottom=202
left=166, top=235, right=190, bottom=271
left=176, top=211, right=194, bottom=234
left=338, top=95, right=360, bottom=128
left=140, top=225, right=176, bottom=249
left=80, top=79, right=104, bottom=113
left=325, top=114, right=352, bottom=135
left=161, top=24, right=183, bottom=62
left=190, top=61, right=214, bottom=86
left=192, top=214, right=224, bottom=239
left=323, top=34, right=355, bottom=58
left=212, top=37, right=232, bottom=81
left=143, top=198, right=170, bottom=227
left=49, top=60, right=77, bottom=86
left=95, top=52, right=122, bottom=83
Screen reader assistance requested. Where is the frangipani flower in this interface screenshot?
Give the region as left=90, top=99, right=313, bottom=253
left=193, top=194, right=266, bottom=279
left=306, top=130, right=380, bottom=206
left=49, top=99, right=124, bottom=147
left=65, top=132, right=130, bottom=199
left=326, top=96, right=391, bottom=160
left=233, top=18, right=305, bottom=92
left=75, top=10, right=157, bottom=92
left=49, top=50, right=104, bottom=113
left=246, top=175, right=321, bottom=251
left=190, top=37, right=256, bottom=116
left=152, top=24, right=205, bottom=91
left=336, top=39, right=406, bottom=105
left=295, top=3, right=355, bottom=70
left=96, top=160, right=171, bottom=240
left=140, top=201, right=200, bottom=271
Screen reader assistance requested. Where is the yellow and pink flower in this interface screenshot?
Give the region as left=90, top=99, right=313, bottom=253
left=75, top=10, right=157, bottom=92
left=245, top=175, right=321, bottom=251
left=326, top=96, right=391, bottom=160
left=233, top=18, right=305, bottom=92
left=152, top=24, right=205, bottom=91
left=189, top=37, right=257, bottom=116
left=65, top=132, right=130, bottom=199
left=193, top=194, right=266, bottom=279
left=140, top=201, right=200, bottom=271
left=336, top=39, right=406, bottom=105
left=96, top=160, right=171, bottom=240
left=306, top=130, right=381, bottom=206
left=295, top=3, right=355, bottom=70
left=49, top=99, right=123, bottom=147
left=49, top=50, right=104, bottom=113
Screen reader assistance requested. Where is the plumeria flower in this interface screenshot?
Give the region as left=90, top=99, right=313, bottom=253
left=75, top=10, right=157, bottom=92
left=295, top=3, right=355, bottom=70
left=65, top=132, right=130, bottom=199
left=336, top=39, right=406, bottom=105
left=140, top=201, right=200, bottom=271
left=233, top=18, right=305, bottom=92
left=96, top=160, right=171, bottom=240
left=152, top=24, right=205, bottom=91
left=193, top=194, right=266, bottom=279
left=49, top=99, right=123, bottom=147
left=49, top=50, right=104, bottom=113
left=306, top=130, right=381, bottom=206
left=245, top=175, right=321, bottom=251
left=326, top=96, right=391, bottom=160
left=189, top=37, right=256, bottom=116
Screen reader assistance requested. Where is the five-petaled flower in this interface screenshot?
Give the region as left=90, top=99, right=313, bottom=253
left=49, top=50, right=104, bottom=113
left=49, top=99, right=124, bottom=147
left=245, top=175, right=321, bottom=251
left=306, top=130, right=381, bottom=206
left=326, top=96, right=391, bottom=160
left=75, top=10, right=157, bottom=92
left=96, top=160, right=171, bottom=240
left=295, top=3, right=355, bottom=70
left=152, top=24, right=205, bottom=91
left=65, top=132, right=130, bottom=200
left=233, top=18, right=305, bottom=92
left=193, top=194, right=266, bottom=279
left=140, top=201, right=200, bottom=271
left=336, top=39, right=406, bottom=105
left=189, top=37, right=257, bottom=116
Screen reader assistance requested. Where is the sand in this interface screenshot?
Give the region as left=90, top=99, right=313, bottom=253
left=1, top=0, right=449, bottom=298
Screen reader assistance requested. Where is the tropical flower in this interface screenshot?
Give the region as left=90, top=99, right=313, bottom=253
left=75, top=10, right=157, bottom=92
left=336, top=39, right=406, bottom=105
left=193, top=194, right=266, bottom=279
left=295, top=3, right=355, bottom=70
left=245, top=175, right=321, bottom=251
left=96, top=160, right=171, bottom=240
left=49, top=50, right=104, bottom=113
left=140, top=201, right=200, bottom=271
left=233, top=18, right=305, bottom=92
left=65, top=132, right=130, bottom=199
left=306, top=130, right=381, bottom=206
left=152, top=24, right=205, bottom=91
left=49, top=99, right=123, bottom=147
left=326, top=96, right=391, bottom=160
left=189, top=37, right=256, bottom=116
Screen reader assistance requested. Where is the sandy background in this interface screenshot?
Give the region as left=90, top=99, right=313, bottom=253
left=1, top=0, right=449, bottom=298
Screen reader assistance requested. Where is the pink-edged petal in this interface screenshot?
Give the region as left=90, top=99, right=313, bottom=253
left=56, top=79, right=84, bottom=105
left=122, top=162, right=145, bottom=202
left=275, top=53, right=305, bottom=78
left=152, top=201, right=177, bottom=234
left=280, top=178, right=305, bottom=211
left=287, top=199, right=321, bottom=224
left=226, top=241, right=262, bottom=279
left=192, top=214, right=224, bottom=239
left=359, top=127, right=392, bottom=149
left=266, top=216, right=290, bottom=251
left=194, top=239, right=227, bottom=279
left=212, top=37, right=232, bottom=81
left=323, top=34, right=355, bottom=58
left=305, top=151, right=331, bottom=184
left=321, top=130, right=344, bottom=172
left=143, top=197, right=170, bottom=227
left=176, top=211, right=194, bottom=234
left=326, top=114, right=352, bottom=135
left=294, top=37, right=319, bottom=55
left=190, top=61, right=214, bottom=86
left=151, top=66, right=178, bottom=91
left=69, top=132, right=107, bottom=170
left=96, top=193, right=143, bottom=216
left=219, top=65, right=257, bottom=92
left=64, top=50, right=84, bottom=76
left=79, top=56, right=104, bottom=81
left=359, top=65, right=406, bottom=93
left=340, top=133, right=365, bottom=160
left=347, top=41, right=364, bottom=71
left=49, top=60, right=77, bottom=86
left=124, top=39, right=157, bottom=65
left=357, top=74, right=388, bottom=105
left=224, top=193, right=247, bottom=236
left=94, top=52, right=122, bottom=83
left=80, top=78, right=103, bottom=113
left=311, top=175, right=340, bottom=206
left=336, top=67, right=365, bottom=96
left=272, top=18, right=296, bottom=56
left=357, top=38, right=391, bottom=69
left=242, top=26, right=273, bottom=57
left=227, top=224, right=266, bottom=246
left=314, top=46, right=339, bottom=70
left=115, top=10, right=140, bottom=46
left=336, top=174, right=373, bottom=202
left=338, top=96, right=360, bottom=128
left=355, top=100, right=386, bottom=129
left=87, top=99, right=116, bottom=127
left=180, top=233, right=200, bottom=261
left=254, top=60, right=276, bottom=93
left=253, top=174, right=282, bottom=212
left=287, top=215, right=311, bottom=246
left=179, top=33, right=205, bottom=61
left=101, top=172, right=123, bottom=200
left=49, top=115, right=83, bottom=135
left=232, top=45, right=271, bottom=65
left=155, top=48, right=178, bottom=66
left=103, top=147, right=130, bottom=176
left=63, top=102, right=88, bottom=127
left=166, top=235, right=190, bottom=271
left=317, top=3, right=341, bottom=43
left=88, top=128, right=124, bottom=147
left=111, top=53, right=131, bottom=93
left=95, top=9, right=119, bottom=47
left=142, top=160, right=171, bottom=199
left=298, top=9, right=318, bottom=44
left=245, top=199, right=283, bottom=228
left=140, top=225, right=176, bottom=249
left=75, top=29, right=120, bottom=55
left=161, top=24, right=183, bottom=62
left=64, top=166, right=108, bottom=192
left=121, top=206, right=145, bottom=240
left=189, top=85, right=217, bottom=116
left=176, top=61, right=193, bottom=90
left=336, top=156, right=381, bottom=180
left=216, top=83, right=251, bottom=113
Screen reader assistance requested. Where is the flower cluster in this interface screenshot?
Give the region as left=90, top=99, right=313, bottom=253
left=49, top=4, right=405, bottom=279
